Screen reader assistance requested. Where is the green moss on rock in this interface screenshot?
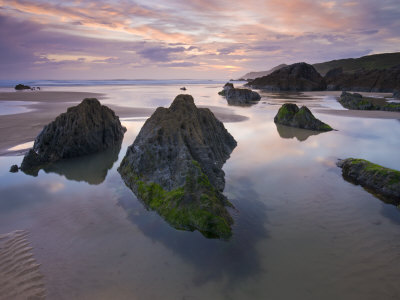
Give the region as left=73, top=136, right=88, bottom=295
left=119, top=159, right=233, bottom=239
left=338, top=158, right=400, bottom=204
left=274, top=103, right=333, bottom=132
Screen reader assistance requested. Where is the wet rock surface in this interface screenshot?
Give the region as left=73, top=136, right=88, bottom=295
left=218, top=83, right=260, bottom=105
left=325, top=65, right=400, bottom=92
left=247, top=62, right=326, bottom=91
left=337, top=158, right=400, bottom=205
left=21, top=98, right=126, bottom=175
left=274, top=103, right=333, bottom=131
left=118, top=94, right=237, bottom=239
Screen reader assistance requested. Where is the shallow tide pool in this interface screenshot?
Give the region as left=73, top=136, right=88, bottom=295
left=1, top=84, right=400, bottom=300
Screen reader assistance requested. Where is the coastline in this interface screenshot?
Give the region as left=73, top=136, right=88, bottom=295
left=0, top=91, right=248, bottom=156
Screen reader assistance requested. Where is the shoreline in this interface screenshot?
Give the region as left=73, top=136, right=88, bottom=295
left=0, top=91, right=248, bottom=156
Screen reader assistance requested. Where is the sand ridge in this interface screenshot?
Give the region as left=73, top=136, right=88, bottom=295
left=0, top=230, right=46, bottom=300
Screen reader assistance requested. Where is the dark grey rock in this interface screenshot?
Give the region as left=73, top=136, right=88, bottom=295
left=337, top=158, right=400, bottom=205
left=118, top=94, right=237, bottom=239
left=325, top=65, right=400, bottom=92
left=9, top=165, right=19, bottom=173
left=14, top=84, right=31, bottom=90
left=219, top=83, right=260, bottom=105
left=274, top=103, right=333, bottom=131
left=21, top=98, right=126, bottom=175
left=247, top=62, right=326, bottom=91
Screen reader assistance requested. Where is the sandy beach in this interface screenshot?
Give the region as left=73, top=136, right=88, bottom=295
left=0, top=91, right=248, bottom=155
left=0, top=230, right=46, bottom=300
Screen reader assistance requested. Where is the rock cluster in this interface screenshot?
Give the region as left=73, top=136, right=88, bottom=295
left=274, top=103, right=333, bottom=131
left=247, top=62, right=326, bottom=91
left=337, top=158, right=400, bottom=204
left=339, top=91, right=400, bottom=111
left=21, top=98, right=126, bottom=175
left=118, top=94, right=237, bottom=239
left=218, top=83, right=261, bottom=105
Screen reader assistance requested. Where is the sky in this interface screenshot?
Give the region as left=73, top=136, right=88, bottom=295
left=0, top=0, right=399, bottom=79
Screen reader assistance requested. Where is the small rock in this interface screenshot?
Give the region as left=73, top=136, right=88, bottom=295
left=274, top=103, right=333, bottom=131
left=14, top=84, right=31, bottom=90
left=9, top=165, right=19, bottom=173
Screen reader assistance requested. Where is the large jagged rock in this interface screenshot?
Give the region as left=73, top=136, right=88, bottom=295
left=325, top=65, right=400, bottom=92
left=21, top=98, right=126, bottom=175
left=274, top=103, right=333, bottom=131
left=247, top=62, right=326, bottom=91
left=218, top=83, right=260, bottom=106
left=339, top=91, right=400, bottom=111
left=337, top=158, right=400, bottom=205
left=118, top=94, right=237, bottom=239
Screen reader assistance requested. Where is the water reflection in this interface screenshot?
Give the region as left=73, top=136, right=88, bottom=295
left=23, top=144, right=121, bottom=185
left=275, top=124, right=322, bottom=141
left=117, top=175, right=269, bottom=285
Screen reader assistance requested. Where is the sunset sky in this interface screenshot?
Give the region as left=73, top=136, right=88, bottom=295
left=1, top=0, right=399, bottom=79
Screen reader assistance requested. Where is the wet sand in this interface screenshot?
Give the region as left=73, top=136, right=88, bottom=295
left=0, top=91, right=248, bottom=155
left=0, top=230, right=45, bottom=300
left=316, top=109, right=400, bottom=119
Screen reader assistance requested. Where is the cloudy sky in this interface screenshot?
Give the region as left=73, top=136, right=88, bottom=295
left=0, top=0, right=399, bottom=79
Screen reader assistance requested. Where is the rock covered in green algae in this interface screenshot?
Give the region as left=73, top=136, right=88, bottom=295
left=274, top=103, right=333, bottom=131
left=339, top=91, right=400, bottom=111
left=21, top=98, right=126, bottom=175
left=118, top=94, right=237, bottom=239
left=337, top=158, right=400, bottom=204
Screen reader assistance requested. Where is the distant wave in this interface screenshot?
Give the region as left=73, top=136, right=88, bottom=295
left=0, top=79, right=226, bottom=87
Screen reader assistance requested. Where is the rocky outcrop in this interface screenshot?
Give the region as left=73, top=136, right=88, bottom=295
left=325, top=65, right=400, bottom=92
left=21, top=98, right=126, bottom=175
left=14, top=84, right=31, bottom=90
left=218, top=83, right=260, bottom=106
left=339, top=91, right=400, bottom=111
left=337, top=158, right=400, bottom=204
left=247, top=62, right=326, bottom=91
left=118, top=94, right=237, bottom=239
left=274, top=103, right=333, bottom=131
left=241, top=64, right=288, bottom=80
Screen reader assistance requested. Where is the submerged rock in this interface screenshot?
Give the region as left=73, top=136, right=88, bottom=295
left=9, top=165, right=18, bottom=173
left=247, top=62, right=326, bottom=91
left=14, top=84, right=31, bottom=90
left=337, top=158, right=400, bottom=204
left=274, top=103, right=333, bottom=131
left=118, top=94, right=237, bottom=239
left=339, top=91, right=400, bottom=111
left=21, top=98, right=126, bottom=175
left=218, top=83, right=260, bottom=105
